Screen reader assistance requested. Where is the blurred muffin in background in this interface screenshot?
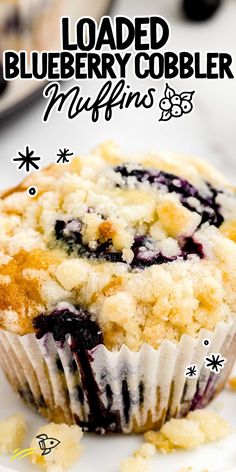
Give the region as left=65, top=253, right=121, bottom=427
left=0, top=0, right=63, bottom=59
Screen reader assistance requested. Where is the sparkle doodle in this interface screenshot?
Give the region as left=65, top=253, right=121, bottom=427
left=12, top=146, right=41, bottom=172
left=185, top=364, right=198, bottom=378
left=205, top=353, right=226, bottom=374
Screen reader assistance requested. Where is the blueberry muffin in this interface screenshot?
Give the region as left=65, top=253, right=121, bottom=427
left=0, top=142, right=236, bottom=433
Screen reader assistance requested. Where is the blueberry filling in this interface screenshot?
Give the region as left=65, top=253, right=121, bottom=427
left=77, top=385, right=85, bottom=405
left=34, top=305, right=121, bottom=433
left=131, top=234, right=204, bottom=268
left=105, top=384, right=113, bottom=411
left=55, top=218, right=204, bottom=269
left=122, top=379, right=131, bottom=424
left=34, top=305, right=103, bottom=350
left=54, top=164, right=218, bottom=267
left=56, top=356, right=64, bottom=372
left=114, top=164, right=224, bottom=228
left=139, top=381, right=145, bottom=405
left=17, top=388, right=46, bottom=409
left=55, top=219, right=123, bottom=264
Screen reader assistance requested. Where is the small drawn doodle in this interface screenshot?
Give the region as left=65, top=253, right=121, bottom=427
left=36, top=433, right=61, bottom=456
left=56, top=148, right=73, bottom=164
left=11, top=447, right=35, bottom=460
left=202, top=338, right=210, bottom=347
left=27, top=186, right=37, bottom=197
left=159, top=83, right=195, bottom=122
left=185, top=364, right=198, bottom=379
left=12, top=146, right=41, bottom=172
left=205, top=353, right=226, bottom=374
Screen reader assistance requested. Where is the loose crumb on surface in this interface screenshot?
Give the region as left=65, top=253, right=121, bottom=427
left=30, top=423, right=83, bottom=472
left=187, top=410, right=231, bottom=441
left=120, top=456, right=151, bottom=472
left=144, top=410, right=230, bottom=453
left=0, top=414, right=26, bottom=454
left=133, top=442, right=156, bottom=459
left=120, top=442, right=155, bottom=472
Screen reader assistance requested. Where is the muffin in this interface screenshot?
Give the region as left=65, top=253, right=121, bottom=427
left=0, top=0, right=63, bottom=59
left=0, top=142, right=236, bottom=434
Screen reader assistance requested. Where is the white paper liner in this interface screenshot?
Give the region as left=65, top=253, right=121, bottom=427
left=0, top=319, right=235, bottom=434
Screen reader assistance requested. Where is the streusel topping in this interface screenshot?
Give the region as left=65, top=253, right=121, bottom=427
left=0, top=142, right=236, bottom=350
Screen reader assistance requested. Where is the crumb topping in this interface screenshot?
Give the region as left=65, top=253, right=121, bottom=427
left=1, top=143, right=236, bottom=349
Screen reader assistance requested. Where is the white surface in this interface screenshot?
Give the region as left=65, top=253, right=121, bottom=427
left=0, top=0, right=236, bottom=471
left=0, top=367, right=236, bottom=472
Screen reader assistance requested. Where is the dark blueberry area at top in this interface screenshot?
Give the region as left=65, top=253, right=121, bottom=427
left=55, top=220, right=204, bottom=269
left=52, top=164, right=224, bottom=268
left=114, top=164, right=224, bottom=228
left=34, top=305, right=103, bottom=350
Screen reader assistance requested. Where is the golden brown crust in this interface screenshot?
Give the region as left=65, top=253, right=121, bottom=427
left=0, top=143, right=236, bottom=350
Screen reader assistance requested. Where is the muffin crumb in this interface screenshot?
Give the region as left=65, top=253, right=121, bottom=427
left=187, top=410, right=231, bottom=441
left=120, top=441, right=155, bottom=472
left=30, top=423, right=83, bottom=471
left=0, top=414, right=26, bottom=454
left=120, top=456, right=150, bottom=472
left=144, top=410, right=230, bottom=453
left=133, top=442, right=156, bottom=459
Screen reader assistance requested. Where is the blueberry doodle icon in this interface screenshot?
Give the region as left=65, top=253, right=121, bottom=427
left=185, top=364, right=198, bottom=378
left=159, top=84, right=195, bottom=121
left=36, top=434, right=60, bottom=456
left=205, top=353, right=226, bottom=374
left=56, top=148, right=73, bottom=164
left=12, top=146, right=41, bottom=172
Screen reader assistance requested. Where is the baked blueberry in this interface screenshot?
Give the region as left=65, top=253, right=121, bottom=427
left=115, top=164, right=224, bottom=228
left=182, top=0, right=222, bottom=22
left=34, top=305, right=103, bottom=351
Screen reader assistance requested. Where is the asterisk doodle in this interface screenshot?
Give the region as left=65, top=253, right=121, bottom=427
left=56, top=148, right=73, bottom=164
left=185, top=364, right=198, bottom=378
left=205, top=353, right=226, bottom=374
left=12, top=146, right=41, bottom=172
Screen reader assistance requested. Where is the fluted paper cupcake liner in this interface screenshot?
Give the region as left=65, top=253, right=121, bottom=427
left=0, top=319, right=235, bottom=434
